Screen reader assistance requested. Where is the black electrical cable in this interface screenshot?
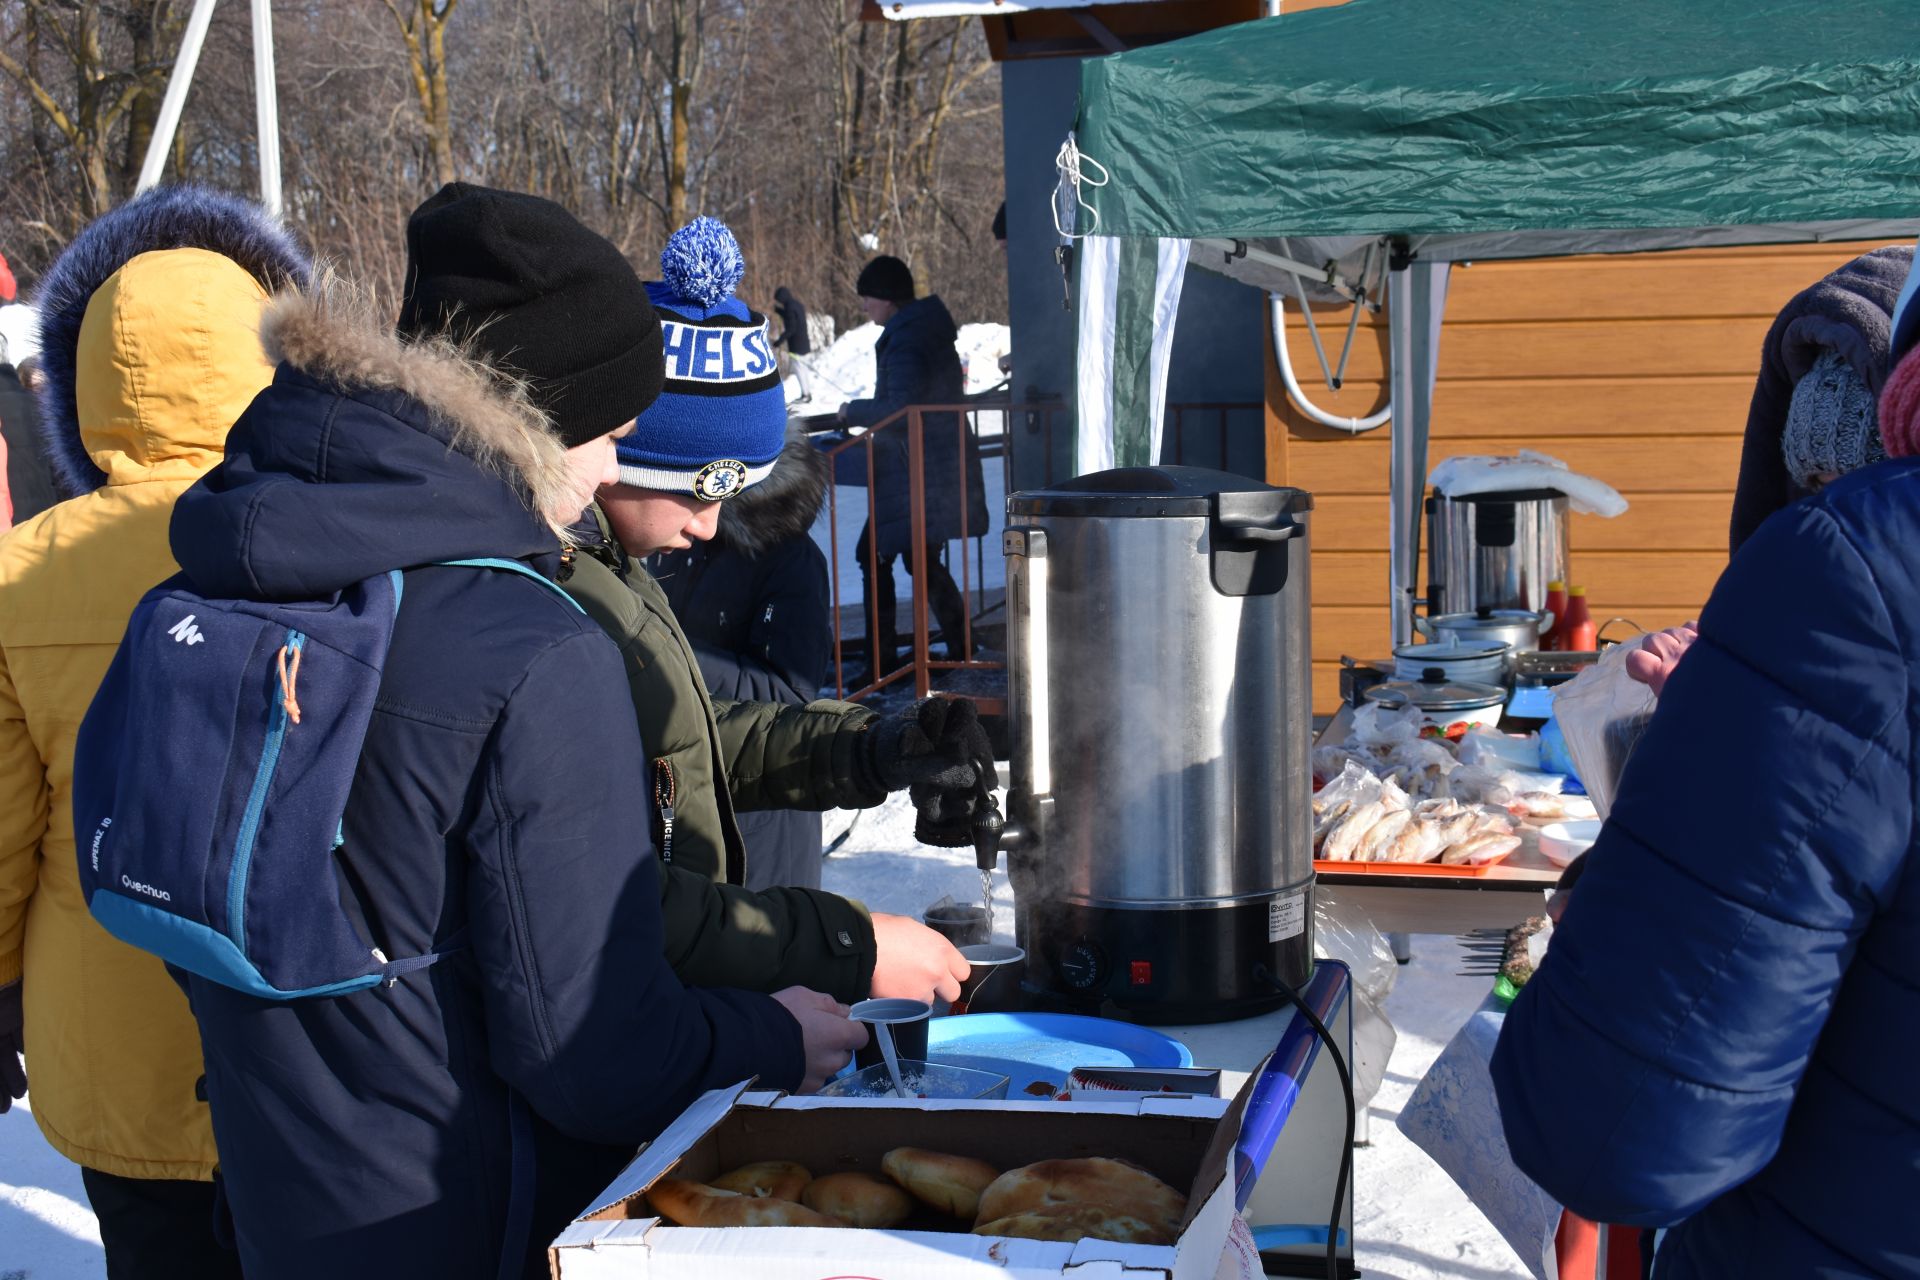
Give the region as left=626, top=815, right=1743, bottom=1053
left=1253, top=963, right=1355, bottom=1280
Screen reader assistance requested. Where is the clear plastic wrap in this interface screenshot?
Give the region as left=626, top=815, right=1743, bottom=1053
left=1550, top=640, right=1657, bottom=820
left=1312, top=888, right=1398, bottom=1110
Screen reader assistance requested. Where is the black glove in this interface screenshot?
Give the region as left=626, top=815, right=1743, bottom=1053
left=864, top=697, right=994, bottom=794
left=0, top=980, right=24, bottom=1114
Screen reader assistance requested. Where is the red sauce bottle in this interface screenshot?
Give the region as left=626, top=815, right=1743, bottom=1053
left=1541, top=579, right=1569, bottom=651
left=1562, top=586, right=1597, bottom=652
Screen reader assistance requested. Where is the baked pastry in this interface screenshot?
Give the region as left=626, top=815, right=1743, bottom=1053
left=710, top=1160, right=812, bottom=1202
left=975, top=1158, right=1186, bottom=1239
left=974, top=1202, right=1170, bottom=1246
left=801, top=1171, right=913, bottom=1229
left=649, top=1178, right=844, bottom=1228
left=880, top=1147, right=1000, bottom=1219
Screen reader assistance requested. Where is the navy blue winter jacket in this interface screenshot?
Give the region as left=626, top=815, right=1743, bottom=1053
left=166, top=293, right=803, bottom=1280
left=840, top=295, right=989, bottom=554
left=1492, top=459, right=1920, bottom=1278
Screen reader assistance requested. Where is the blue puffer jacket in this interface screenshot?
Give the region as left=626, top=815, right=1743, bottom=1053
left=166, top=291, right=804, bottom=1280
left=1492, top=459, right=1920, bottom=1279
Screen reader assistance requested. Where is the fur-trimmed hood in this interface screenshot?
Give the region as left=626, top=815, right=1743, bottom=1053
left=170, top=284, right=574, bottom=601
left=712, top=423, right=830, bottom=556
left=33, top=184, right=312, bottom=498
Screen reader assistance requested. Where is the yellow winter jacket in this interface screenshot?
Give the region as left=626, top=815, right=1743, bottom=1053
left=0, top=247, right=277, bottom=1179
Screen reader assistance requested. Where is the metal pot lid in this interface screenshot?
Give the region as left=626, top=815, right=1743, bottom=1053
left=1363, top=673, right=1508, bottom=711
left=1427, top=609, right=1545, bottom=630
left=1008, top=464, right=1313, bottom=519
left=1392, top=638, right=1509, bottom=662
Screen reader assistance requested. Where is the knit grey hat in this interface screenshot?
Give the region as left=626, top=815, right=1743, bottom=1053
left=1783, top=349, right=1884, bottom=490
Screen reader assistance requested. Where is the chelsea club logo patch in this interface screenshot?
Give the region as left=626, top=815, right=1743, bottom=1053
left=694, top=459, right=749, bottom=501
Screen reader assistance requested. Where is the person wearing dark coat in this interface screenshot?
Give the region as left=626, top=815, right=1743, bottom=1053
left=773, top=285, right=811, bottom=357
left=0, top=362, right=58, bottom=525
left=1491, top=448, right=1920, bottom=1275
left=652, top=424, right=834, bottom=892
left=1727, top=245, right=1909, bottom=552
left=838, top=256, right=989, bottom=678
left=162, top=187, right=862, bottom=1280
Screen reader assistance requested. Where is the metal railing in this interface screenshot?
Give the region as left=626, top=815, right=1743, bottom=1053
left=811, top=398, right=1262, bottom=712
left=819, top=402, right=1017, bottom=713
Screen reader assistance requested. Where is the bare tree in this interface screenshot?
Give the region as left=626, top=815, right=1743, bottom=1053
left=0, top=0, right=181, bottom=220
left=383, top=0, right=459, bottom=186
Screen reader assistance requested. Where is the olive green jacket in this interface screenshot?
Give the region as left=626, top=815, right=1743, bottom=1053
left=559, top=518, right=886, bottom=1002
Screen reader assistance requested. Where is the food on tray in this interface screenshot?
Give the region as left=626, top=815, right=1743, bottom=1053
left=881, top=1147, right=1001, bottom=1219
left=974, top=1157, right=1187, bottom=1241
left=1506, top=790, right=1598, bottom=821
left=1313, top=760, right=1523, bottom=867
left=649, top=1178, right=845, bottom=1227
left=710, top=1160, right=812, bottom=1201
left=801, top=1171, right=913, bottom=1228
left=973, top=1202, right=1170, bottom=1246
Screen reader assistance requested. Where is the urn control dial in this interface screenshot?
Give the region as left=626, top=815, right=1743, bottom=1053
left=1057, top=939, right=1108, bottom=991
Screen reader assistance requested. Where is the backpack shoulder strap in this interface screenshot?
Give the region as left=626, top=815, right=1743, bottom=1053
left=434, top=556, right=586, bottom=615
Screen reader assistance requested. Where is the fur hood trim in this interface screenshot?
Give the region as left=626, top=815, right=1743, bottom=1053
left=34, top=184, right=312, bottom=498
left=263, top=281, right=579, bottom=537
left=714, top=422, right=830, bottom=556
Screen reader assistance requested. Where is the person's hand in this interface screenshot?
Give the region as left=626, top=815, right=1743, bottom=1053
left=1623, top=622, right=1699, bottom=697
left=864, top=697, right=995, bottom=794
left=868, top=913, right=969, bottom=1005
left=0, top=981, right=25, bottom=1113
left=770, top=987, right=868, bottom=1094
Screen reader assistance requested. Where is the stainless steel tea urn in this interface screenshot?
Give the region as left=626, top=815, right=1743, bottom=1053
left=993, top=466, right=1316, bottom=1023
left=1426, top=487, right=1570, bottom=619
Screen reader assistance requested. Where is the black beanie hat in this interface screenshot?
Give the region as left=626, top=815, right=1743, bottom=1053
left=398, top=183, right=664, bottom=447
left=856, top=255, right=916, bottom=304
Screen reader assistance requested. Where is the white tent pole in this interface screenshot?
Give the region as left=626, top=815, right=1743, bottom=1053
left=1268, top=295, right=1389, bottom=434
left=135, top=0, right=221, bottom=196
left=251, top=0, right=283, bottom=216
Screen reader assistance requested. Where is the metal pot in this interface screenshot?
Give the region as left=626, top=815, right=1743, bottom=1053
left=1426, top=488, right=1570, bottom=617
left=1391, top=638, right=1510, bottom=688
left=1415, top=607, right=1553, bottom=656
left=1362, top=671, right=1507, bottom=732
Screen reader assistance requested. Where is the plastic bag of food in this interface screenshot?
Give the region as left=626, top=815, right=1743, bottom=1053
left=1313, top=888, right=1398, bottom=1110
left=1456, top=727, right=1543, bottom=773
left=1312, top=761, right=1382, bottom=841
left=1350, top=701, right=1424, bottom=750
left=1550, top=641, right=1657, bottom=819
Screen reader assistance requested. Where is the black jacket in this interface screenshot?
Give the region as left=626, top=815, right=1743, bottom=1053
left=840, top=295, right=989, bottom=554
left=166, top=290, right=802, bottom=1280
left=0, top=365, right=57, bottom=524
left=773, top=287, right=811, bottom=357
left=654, top=428, right=834, bottom=890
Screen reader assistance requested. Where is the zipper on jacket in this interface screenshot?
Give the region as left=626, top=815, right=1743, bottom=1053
left=653, top=758, right=677, bottom=864
left=229, top=629, right=304, bottom=946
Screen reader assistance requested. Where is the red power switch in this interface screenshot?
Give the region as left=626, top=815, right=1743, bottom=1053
left=1129, top=960, right=1153, bottom=986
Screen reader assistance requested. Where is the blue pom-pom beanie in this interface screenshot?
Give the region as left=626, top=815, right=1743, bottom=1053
left=618, top=217, right=787, bottom=500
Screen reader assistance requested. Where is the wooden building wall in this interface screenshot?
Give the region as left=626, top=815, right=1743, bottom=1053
left=1264, top=241, right=1891, bottom=713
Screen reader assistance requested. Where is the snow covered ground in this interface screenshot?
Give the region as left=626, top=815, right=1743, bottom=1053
left=0, top=783, right=1527, bottom=1280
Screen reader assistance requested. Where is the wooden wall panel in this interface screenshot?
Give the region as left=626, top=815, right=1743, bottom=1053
left=1268, top=239, right=1891, bottom=712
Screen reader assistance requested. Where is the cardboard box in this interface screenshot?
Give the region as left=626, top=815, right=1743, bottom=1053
left=549, top=1069, right=1260, bottom=1280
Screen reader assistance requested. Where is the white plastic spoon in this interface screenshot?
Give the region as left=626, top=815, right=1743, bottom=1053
left=874, top=1020, right=909, bottom=1098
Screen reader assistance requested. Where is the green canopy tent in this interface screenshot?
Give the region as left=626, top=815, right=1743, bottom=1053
left=1063, top=0, right=1920, bottom=643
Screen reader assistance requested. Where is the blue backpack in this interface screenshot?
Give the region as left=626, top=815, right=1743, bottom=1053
left=73, top=558, right=581, bottom=999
